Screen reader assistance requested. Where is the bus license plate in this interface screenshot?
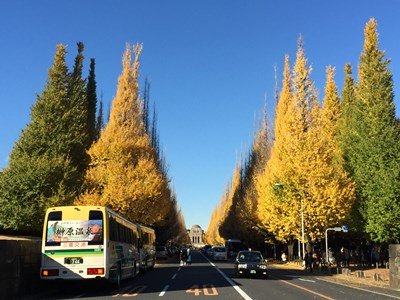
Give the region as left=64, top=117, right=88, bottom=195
left=65, top=257, right=83, bottom=264
left=250, top=270, right=256, bottom=274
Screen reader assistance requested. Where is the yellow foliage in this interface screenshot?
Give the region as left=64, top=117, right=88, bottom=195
left=76, top=45, right=172, bottom=227
left=257, top=43, right=355, bottom=242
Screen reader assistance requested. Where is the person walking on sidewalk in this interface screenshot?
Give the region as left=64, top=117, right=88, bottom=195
left=179, top=249, right=184, bottom=266
left=281, top=251, right=287, bottom=263
left=304, top=250, right=313, bottom=273
left=186, top=247, right=192, bottom=265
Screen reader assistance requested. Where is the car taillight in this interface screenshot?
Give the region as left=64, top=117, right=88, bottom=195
left=42, top=269, right=59, bottom=276
left=87, top=268, right=104, bottom=275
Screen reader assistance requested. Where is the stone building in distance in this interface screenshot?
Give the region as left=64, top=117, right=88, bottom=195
left=187, top=225, right=205, bottom=248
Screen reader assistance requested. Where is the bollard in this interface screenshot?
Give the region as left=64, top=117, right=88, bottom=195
left=342, top=268, right=351, bottom=276
left=374, top=273, right=384, bottom=281
left=355, top=270, right=365, bottom=278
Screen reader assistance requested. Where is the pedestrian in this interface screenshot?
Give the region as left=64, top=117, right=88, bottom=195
left=281, top=251, right=287, bottom=263
left=186, top=247, right=192, bottom=265
left=304, top=250, right=313, bottom=273
left=371, top=247, right=378, bottom=267
left=179, top=249, right=184, bottom=266
left=183, top=248, right=188, bottom=265
left=340, top=247, right=350, bottom=267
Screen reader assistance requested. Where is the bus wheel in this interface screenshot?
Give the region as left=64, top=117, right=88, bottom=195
left=112, top=267, right=121, bottom=289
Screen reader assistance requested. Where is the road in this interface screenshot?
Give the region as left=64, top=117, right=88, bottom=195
left=29, top=251, right=400, bottom=299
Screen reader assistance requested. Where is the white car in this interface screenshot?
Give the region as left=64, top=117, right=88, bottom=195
left=212, top=246, right=227, bottom=261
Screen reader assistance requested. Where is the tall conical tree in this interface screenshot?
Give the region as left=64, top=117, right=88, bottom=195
left=338, top=64, right=356, bottom=162
left=233, top=104, right=272, bottom=247
left=68, top=42, right=89, bottom=178
left=337, top=63, right=364, bottom=230
left=0, top=45, right=80, bottom=232
left=96, top=97, right=104, bottom=140
left=303, top=67, right=355, bottom=239
left=87, top=58, right=98, bottom=145
left=257, top=54, right=300, bottom=243
left=348, top=19, right=400, bottom=242
left=77, top=45, right=171, bottom=227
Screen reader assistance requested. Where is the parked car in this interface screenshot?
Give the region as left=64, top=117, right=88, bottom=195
left=201, top=244, right=212, bottom=254
left=156, top=246, right=169, bottom=259
left=234, top=250, right=268, bottom=278
left=211, top=246, right=227, bottom=261
left=206, top=246, right=214, bottom=258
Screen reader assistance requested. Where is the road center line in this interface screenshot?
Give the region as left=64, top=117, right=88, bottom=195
left=159, top=285, right=169, bottom=297
left=171, top=273, right=177, bottom=280
left=202, top=253, right=252, bottom=300
left=270, top=275, right=334, bottom=300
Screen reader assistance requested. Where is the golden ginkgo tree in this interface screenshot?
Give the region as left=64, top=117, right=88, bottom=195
left=76, top=45, right=172, bottom=228
left=257, top=41, right=355, bottom=244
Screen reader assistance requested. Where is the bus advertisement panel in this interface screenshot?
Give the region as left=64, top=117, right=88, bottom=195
left=46, top=220, right=103, bottom=243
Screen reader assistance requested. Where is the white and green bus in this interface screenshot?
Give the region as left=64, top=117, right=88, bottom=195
left=40, top=206, right=155, bottom=286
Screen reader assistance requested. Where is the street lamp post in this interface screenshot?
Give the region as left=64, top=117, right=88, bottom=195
left=325, top=226, right=348, bottom=268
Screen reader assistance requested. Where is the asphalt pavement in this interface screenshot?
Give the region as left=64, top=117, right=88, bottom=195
left=27, top=250, right=400, bottom=299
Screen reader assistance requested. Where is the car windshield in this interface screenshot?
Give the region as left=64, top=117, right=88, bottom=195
left=238, top=252, right=263, bottom=262
left=213, top=247, right=226, bottom=252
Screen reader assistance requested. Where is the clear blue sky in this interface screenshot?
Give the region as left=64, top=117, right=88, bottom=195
left=1, top=1, right=399, bottom=231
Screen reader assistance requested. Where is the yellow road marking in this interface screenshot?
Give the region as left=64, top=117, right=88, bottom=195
left=123, top=285, right=146, bottom=297
left=271, top=275, right=334, bottom=300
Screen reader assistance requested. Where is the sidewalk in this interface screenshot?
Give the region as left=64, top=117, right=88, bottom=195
left=268, top=260, right=400, bottom=298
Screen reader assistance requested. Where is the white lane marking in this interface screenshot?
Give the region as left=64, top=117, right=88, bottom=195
left=285, top=274, right=316, bottom=283
left=171, top=273, right=177, bottom=280
left=299, top=278, right=316, bottom=283
left=316, top=278, right=400, bottom=299
left=159, top=285, right=169, bottom=297
left=178, top=267, right=181, bottom=271
left=201, top=253, right=252, bottom=300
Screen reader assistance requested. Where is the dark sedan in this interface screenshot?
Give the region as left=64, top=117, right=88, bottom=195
left=234, top=250, right=268, bottom=278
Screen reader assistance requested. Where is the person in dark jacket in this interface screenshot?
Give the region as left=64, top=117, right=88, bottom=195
left=304, top=250, right=313, bottom=273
